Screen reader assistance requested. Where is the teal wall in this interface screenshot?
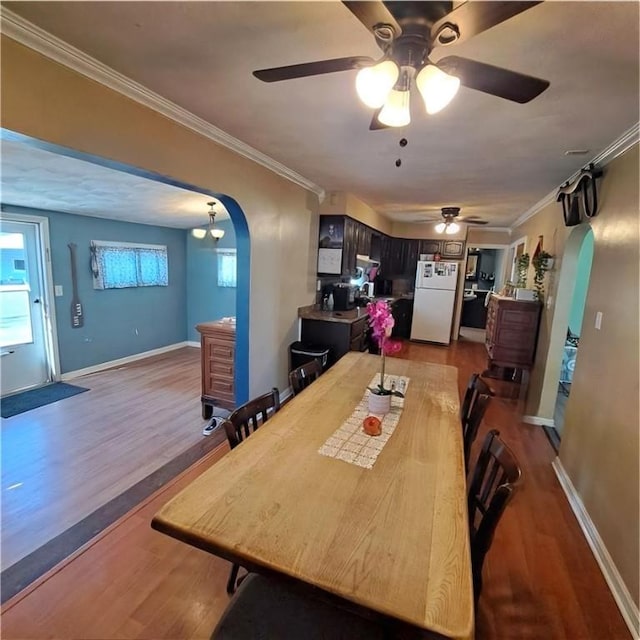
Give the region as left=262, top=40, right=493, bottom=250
left=568, top=229, right=594, bottom=336
left=1, top=204, right=187, bottom=373
left=186, top=218, right=237, bottom=342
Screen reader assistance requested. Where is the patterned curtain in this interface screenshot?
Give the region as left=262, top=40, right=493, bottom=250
left=91, top=242, right=168, bottom=289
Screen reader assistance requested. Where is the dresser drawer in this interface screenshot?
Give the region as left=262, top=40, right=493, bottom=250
left=205, top=336, right=235, bottom=362
left=209, top=359, right=233, bottom=376
left=206, top=374, right=234, bottom=396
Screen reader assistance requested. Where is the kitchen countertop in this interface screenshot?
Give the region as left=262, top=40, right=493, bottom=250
left=298, top=305, right=369, bottom=324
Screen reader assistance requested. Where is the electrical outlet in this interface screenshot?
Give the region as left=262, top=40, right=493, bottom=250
left=54, top=285, right=63, bottom=297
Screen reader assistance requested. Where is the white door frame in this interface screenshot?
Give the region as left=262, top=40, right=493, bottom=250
left=0, top=211, right=61, bottom=387
left=507, top=235, right=528, bottom=284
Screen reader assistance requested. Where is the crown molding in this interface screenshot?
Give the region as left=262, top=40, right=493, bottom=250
left=0, top=9, right=325, bottom=200
left=511, top=122, right=639, bottom=230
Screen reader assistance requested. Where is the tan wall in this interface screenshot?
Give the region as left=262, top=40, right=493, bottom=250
left=319, top=191, right=393, bottom=235
left=467, top=228, right=512, bottom=245
left=512, top=146, right=640, bottom=607
left=1, top=36, right=317, bottom=397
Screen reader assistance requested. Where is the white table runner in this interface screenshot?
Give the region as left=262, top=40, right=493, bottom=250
left=318, top=373, right=411, bottom=469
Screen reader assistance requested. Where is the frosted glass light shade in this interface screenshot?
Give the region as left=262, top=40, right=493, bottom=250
left=378, top=90, right=411, bottom=127
left=416, top=65, right=460, bottom=114
left=434, top=222, right=447, bottom=234
left=191, top=228, right=207, bottom=239
left=355, top=61, right=399, bottom=108
left=445, top=222, right=460, bottom=234
left=211, top=228, right=225, bottom=240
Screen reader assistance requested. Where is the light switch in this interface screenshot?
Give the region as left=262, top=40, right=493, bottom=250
left=54, top=285, right=63, bottom=297
left=595, top=311, right=603, bottom=330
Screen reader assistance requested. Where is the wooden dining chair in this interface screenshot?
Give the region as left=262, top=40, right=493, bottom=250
left=463, top=392, right=491, bottom=475
left=467, top=429, right=522, bottom=602
left=289, top=358, right=323, bottom=396
left=460, top=372, right=493, bottom=425
left=222, top=387, right=281, bottom=594
left=212, top=573, right=386, bottom=640
left=222, top=387, right=281, bottom=450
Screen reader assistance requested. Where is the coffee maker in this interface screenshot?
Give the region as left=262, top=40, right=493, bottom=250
left=332, top=283, right=356, bottom=310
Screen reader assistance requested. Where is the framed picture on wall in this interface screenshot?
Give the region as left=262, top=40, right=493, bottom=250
left=318, top=216, right=344, bottom=249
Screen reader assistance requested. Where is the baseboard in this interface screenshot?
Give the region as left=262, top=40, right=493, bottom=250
left=186, top=340, right=201, bottom=348
left=522, top=414, right=555, bottom=427
left=60, top=342, right=190, bottom=380
left=552, top=458, right=640, bottom=639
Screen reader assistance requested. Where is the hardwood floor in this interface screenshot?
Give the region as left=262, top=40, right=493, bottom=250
left=1, top=347, right=209, bottom=570
left=0, top=341, right=631, bottom=639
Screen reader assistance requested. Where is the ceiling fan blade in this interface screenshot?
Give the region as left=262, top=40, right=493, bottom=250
left=437, top=56, right=550, bottom=103
left=253, top=56, right=374, bottom=82
left=342, top=1, right=402, bottom=39
left=460, top=218, right=489, bottom=225
left=431, top=1, right=541, bottom=46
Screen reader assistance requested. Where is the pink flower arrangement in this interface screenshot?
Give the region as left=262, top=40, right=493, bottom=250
left=366, top=300, right=403, bottom=395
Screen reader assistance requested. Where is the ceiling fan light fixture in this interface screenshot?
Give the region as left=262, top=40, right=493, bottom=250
left=445, top=222, right=460, bottom=234
left=355, top=60, right=399, bottom=108
left=416, top=64, right=460, bottom=115
left=434, top=222, right=447, bottom=234
left=378, top=89, right=411, bottom=127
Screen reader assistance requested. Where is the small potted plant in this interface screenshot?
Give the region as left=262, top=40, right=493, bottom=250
left=516, top=253, right=530, bottom=289
left=532, top=250, right=554, bottom=301
left=366, top=300, right=403, bottom=415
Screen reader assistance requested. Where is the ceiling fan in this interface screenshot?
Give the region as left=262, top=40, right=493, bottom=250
left=253, top=1, right=550, bottom=129
left=419, top=207, right=488, bottom=233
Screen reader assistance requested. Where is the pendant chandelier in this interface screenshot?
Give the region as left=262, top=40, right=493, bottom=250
left=192, top=202, right=225, bottom=241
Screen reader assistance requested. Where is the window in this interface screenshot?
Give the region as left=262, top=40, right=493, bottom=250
left=217, top=249, right=236, bottom=288
left=91, top=241, right=168, bottom=289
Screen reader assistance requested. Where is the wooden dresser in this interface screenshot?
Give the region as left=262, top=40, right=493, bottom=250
left=196, top=320, right=236, bottom=418
left=485, top=295, right=542, bottom=369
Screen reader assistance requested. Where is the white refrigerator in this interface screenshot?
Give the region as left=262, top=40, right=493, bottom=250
left=410, top=261, right=458, bottom=344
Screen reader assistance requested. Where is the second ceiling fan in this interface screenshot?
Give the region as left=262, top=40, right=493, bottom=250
left=253, top=1, right=550, bottom=129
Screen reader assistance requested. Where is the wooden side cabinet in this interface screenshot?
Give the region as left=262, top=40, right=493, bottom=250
left=196, top=321, right=236, bottom=418
left=485, top=296, right=542, bottom=369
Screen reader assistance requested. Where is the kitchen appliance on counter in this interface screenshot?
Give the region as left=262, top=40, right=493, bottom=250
left=362, top=282, right=374, bottom=298
left=333, top=283, right=357, bottom=311
left=411, top=261, right=458, bottom=344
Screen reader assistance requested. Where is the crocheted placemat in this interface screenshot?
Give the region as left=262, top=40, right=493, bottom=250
left=318, top=374, right=411, bottom=469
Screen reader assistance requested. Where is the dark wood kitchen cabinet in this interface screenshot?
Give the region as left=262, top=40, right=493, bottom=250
left=301, top=316, right=368, bottom=366
left=196, top=320, right=236, bottom=418
left=441, top=240, right=466, bottom=259
left=391, top=298, right=414, bottom=339
left=419, top=239, right=441, bottom=256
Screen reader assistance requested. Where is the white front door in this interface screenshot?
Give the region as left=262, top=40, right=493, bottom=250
left=0, top=219, right=52, bottom=395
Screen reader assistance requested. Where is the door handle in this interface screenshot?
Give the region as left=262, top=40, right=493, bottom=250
left=34, top=299, right=41, bottom=304
left=1, top=350, right=15, bottom=357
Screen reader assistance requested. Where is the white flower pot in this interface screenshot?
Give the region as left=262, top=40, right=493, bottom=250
left=368, top=392, right=391, bottom=416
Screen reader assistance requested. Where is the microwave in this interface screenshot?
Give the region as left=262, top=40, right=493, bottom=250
left=333, top=284, right=356, bottom=311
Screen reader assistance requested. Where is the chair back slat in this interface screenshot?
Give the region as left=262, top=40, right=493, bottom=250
left=289, top=359, right=323, bottom=396
left=463, top=393, right=490, bottom=473
left=467, top=429, right=522, bottom=602
left=223, top=387, right=281, bottom=449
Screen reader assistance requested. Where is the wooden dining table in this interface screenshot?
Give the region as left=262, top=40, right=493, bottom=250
left=152, top=351, right=474, bottom=640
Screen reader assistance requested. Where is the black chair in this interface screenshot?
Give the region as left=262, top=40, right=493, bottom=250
left=222, top=387, right=281, bottom=594
left=461, top=374, right=493, bottom=474
left=289, top=358, right=323, bottom=396
left=467, top=429, right=522, bottom=602
left=211, top=574, right=385, bottom=640
left=460, top=373, right=493, bottom=425
left=223, top=387, right=280, bottom=450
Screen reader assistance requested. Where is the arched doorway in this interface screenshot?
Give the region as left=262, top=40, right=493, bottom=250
left=535, top=224, right=594, bottom=448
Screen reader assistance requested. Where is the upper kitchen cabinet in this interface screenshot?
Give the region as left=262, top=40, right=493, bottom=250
left=441, top=240, right=466, bottom=259
left=420, top=239, right=442, bottom=256
left=317, top=215, right=375, bottom=277
left=381, top=238, right=420, bottom=278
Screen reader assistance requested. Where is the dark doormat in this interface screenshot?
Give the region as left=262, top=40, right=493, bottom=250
left=1, top=383, right=89, bottom=418
left=1, top=425, right=227, bottom=603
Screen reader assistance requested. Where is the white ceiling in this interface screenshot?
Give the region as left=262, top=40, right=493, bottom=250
left=1, top=1, right=639, bottom=229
